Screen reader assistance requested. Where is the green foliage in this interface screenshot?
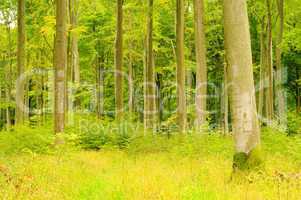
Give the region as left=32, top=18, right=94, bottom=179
left=69, top=118, right=140, bottom=150
left=287, top=111, right=301, bottom=135
left=0, top=126, right=54, bottom=155
left=1, top=127, right=301, bottom=199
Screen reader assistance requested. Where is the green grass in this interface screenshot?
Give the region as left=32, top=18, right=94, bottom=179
left=1, top=128, right=301, bottom=199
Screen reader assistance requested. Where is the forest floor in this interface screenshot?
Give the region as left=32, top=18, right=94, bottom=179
left=1, top=128, right=301, bottom=200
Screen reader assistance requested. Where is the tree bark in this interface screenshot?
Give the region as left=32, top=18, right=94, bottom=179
left=96, top=55, right=104, bottom=119
left=128, top=45, right=134, bottom=114
left=176, top=0, right=187, bottom=132
left=222, top=58, right=229, bottom=134
left=258, top=18, right=266, bottom=122
left=296, top=66, right=300, bottom=113
left=115, top=0, right=124, bottom=121
left=128, top=13, right=134, bottom=116
left=16, top=0, right=26, bottom=125
left=223, top=0, right=261, bottom=168
left=275, top=0, right=286, bottom=126
left=54, top=0, right=67, bottom=134
left=5, top=25, right=13, bottom=130
left=144, top=0, right=156, bottom=130
left=70, top=0, right=80, bottom=84
left=265, top=0, right=274, bottom=123
left=194, top=0, right=207, bottom=130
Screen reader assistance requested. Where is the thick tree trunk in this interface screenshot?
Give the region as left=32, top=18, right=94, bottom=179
left=223, top=0, right=261, bottom=169
left=115, top=0, right=123, bottom=121
left=144, top=0, right=156, bottom=130
left=194, top=0, right=207, bottom=130
left=275, top=0, right=286, bottom=126
left=16, top=0, right=26, bottom=125
left=176, top=0, right=187, bottom=132
left=54, top=0, right=67, bottom=134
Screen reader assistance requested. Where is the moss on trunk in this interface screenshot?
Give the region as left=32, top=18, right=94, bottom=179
left=233, top=147, right=263, bottom=171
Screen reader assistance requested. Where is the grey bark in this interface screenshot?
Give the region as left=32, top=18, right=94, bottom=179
left=194, top=0, right=207, bottom=130
left=223, top=0, right=260, bottom=154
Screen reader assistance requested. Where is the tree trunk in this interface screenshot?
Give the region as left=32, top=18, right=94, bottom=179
left=275, top=0, right=286, bottom=126
left=223, top=0, right=261, bottom=170
left=5, top=25, right=13, bottom=129
left=128, top=42, right=134, bottom=115
left=54, top=0, right=67, bottom=134
left=194, top=0, right=207, bottom=130
left=70, top=0, right=80, bottom=84
left=145, top=0, right=156, bottom=130
left=222, top=58, right=229, bottom=134
left=296, top=66, right=300, bottom=113
left=96, top=55, right=104, bottom=119
left=115, top=0, right=123, bottom=121
left=176, top=0, right=187, bottom=132
left=16, top=0, right=26, bottom=125
left=258, top=19, right=266, bottom=122
left=128, top=14, right=134, bottom=115
left=266, top=0, right=274, bottom=123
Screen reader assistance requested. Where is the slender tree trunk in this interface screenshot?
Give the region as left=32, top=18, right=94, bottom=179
left=128, top=45, right=134, bottom=114
left=41, top=74, right=45, bottom=124
left=176, top=0, right=187, bottom=132
left=258, top=19, right=266, bottom=122
left=16, top=0, right=26, bottom=125
left=128, top=13, right=134, bottom=115
left=5, top=25, right=13, bottom=129
left=70, top=0, right=80, bottom=84
left=276, top=0, right=286, bottom=126
left=5, top=88, right=11, bottom=129
left=297, top=88, right=300, bottom=113
left=222, top=58, right=229, bottom=134
left=54, top=0, right=67, bottom=134
left=0, top=85, right=3, bottom=130
left=143, top=34, right=147, bottom=126
left=223, top=0, right=261, bottom=169
left=96, top=55, right=104, bottom=118
left=296, top=66, right=300, bottom=113
left=145, top=0, right=156, bottom=130
left=194, top=0, right=207, bottom=130
left=115, top=0, right=123, bottom=121
left=266, top=0, right=274, bottom=123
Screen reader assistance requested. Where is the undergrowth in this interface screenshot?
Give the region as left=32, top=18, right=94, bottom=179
left=1, top=121, right=301, bottom=199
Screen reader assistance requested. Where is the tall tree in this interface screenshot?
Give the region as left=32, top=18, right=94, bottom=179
left=176, top=0, right=187, bottom=132
left=115, top=0, right=123, bottom=121
left=222, top=58, right=229, bottom=134
left=258, top=17, right=266, bottom=121
left=223, top=0, right=261, bottom=169
left=54, top=0, right=67, bottom=133
left=275, top=0, right=286, bottom=126
left=128, top=17, right=134, bottom=115
left=16, top=0, right=26, bottom=125
left=265, top=0, right=274, bottom=123
left=144, top=0, right=156, bottom=130
left=193, top=0, right=207, bottom=129
left=70, top=0, right=80, bottom=84
left=2, top=10, right=13, bottom=130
